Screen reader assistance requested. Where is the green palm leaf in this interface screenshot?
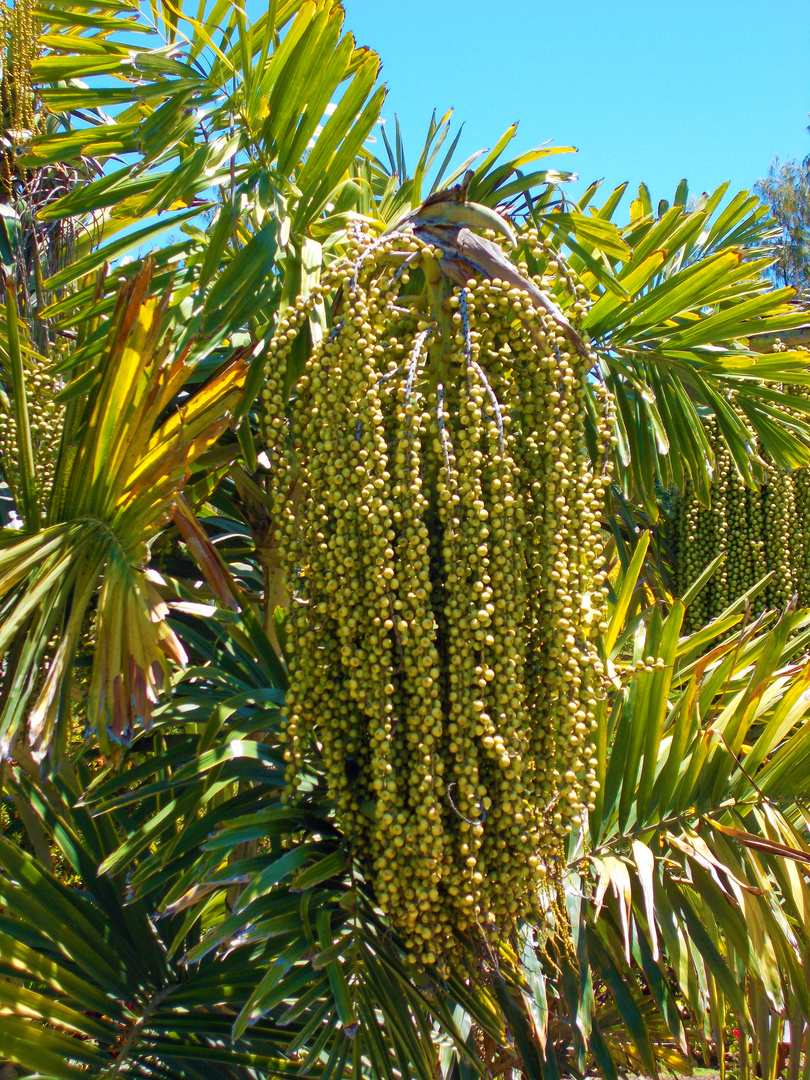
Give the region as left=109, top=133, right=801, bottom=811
left=569, top=183, right=810, bottom=506
left=0, top=758, right=317, bottom=1078
left=518, top=568, right=810, bottom=1079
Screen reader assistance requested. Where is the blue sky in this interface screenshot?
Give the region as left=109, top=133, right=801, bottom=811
left=341, top=0, right=810, bottom=211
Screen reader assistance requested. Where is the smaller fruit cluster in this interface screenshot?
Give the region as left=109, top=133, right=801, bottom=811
left=0, top=359, right=64, bottom=513
left=673, top=414, right=810, bottom=632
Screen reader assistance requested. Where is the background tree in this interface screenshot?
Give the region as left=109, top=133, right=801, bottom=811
left=754, top=152, right=810, bottom=295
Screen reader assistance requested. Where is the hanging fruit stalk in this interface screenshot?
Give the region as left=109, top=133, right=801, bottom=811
left=262, top=213, right=613, bottom=966
left=0, top=277, right=61, bottom=525
left=0, top=0, right=37, bottom=198
left=674, top=398, right=810, bottom=631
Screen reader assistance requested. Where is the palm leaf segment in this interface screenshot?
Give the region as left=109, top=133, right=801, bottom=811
left=360, top=122, right=810, bottom=517
left=511, top=547, right=810, bottom=1079
left=0, top=757, right=346, bottom=1079
left=29, top=0, right=385, bottom=342
left=572, top=182, right=810, bottom=512
left=0, top=262, right=246, bottom=761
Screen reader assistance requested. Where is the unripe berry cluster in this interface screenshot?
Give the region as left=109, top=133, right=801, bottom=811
left=0, top=361, right=64, bottom=508
left=674, top=411, right=810, bottom=631
left=263, top=226, right=612, bottom=966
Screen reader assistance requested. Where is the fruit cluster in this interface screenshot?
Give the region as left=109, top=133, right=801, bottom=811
left=0, top=359, right=63, bottom=514
left=0, top=0, right=36, bottom=133
left=0, top=0, right=38, bottom=193
left=263, top=225, right=612, bottom=964
left=674, top=415, right=810, bottom=632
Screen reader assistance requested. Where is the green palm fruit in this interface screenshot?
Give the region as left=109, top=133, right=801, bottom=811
left=672, top=393, right=810, bottom=630
left=262, top=225, right=612, bottom=966
left=0, top=360, right=64, bottom=512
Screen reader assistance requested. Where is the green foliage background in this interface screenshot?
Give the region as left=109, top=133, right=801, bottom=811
left=0, top=2, right=810, bottom=1078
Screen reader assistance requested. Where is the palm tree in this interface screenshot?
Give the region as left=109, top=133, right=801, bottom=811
left=2, top=1, right=810, bottom=1078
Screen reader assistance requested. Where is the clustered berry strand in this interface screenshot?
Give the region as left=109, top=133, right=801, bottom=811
left=674, top=414, right=810, bottom=633
left=0, top=359, right=64, bottom=511
left=263, top=226, right=612, bottom=966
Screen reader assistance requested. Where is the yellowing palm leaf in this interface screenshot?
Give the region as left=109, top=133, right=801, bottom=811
left=0, top=261, right=247, bottom=760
